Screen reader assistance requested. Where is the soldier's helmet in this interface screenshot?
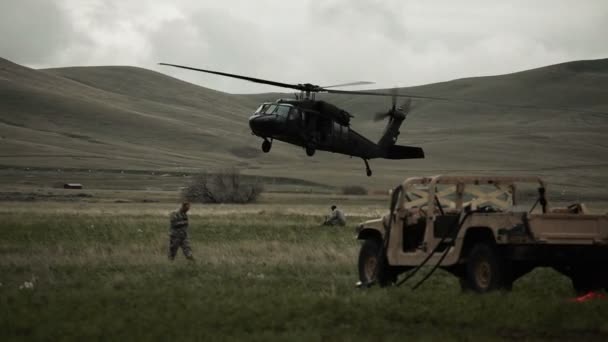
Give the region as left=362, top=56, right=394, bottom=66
left=331, top=205, right=337, bottom=210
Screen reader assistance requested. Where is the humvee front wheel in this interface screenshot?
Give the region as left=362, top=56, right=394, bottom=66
left=358, top=238, right=395, bottom=287
left=463, top=243, right=509, bottom=293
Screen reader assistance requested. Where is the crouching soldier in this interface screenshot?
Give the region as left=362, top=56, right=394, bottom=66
left=168, top=201, right=194, bottom=261
left=323, top=205, right=346, bottom=226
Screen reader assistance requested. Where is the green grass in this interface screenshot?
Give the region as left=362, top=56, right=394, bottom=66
left=1, top=209, right=608, bottom=341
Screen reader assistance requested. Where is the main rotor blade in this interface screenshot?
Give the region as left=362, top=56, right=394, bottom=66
left=324, top=88, right=452, bottom=101
left=322, top=81, right=375, bottom=89
left=391, top=87, right=397, bottom=109
left=373, top=111, right=390, bottom=122
left=329, top=88, right=608, bottom=116
left=401, top=98, right=412, bottom=112
left=159, top=63, right=304, bottom=91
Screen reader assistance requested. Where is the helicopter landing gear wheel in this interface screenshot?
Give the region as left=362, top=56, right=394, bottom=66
left=363, top=159, right=372, bottom=177
left=261, top=139, right=272, bottom=153
left=305, top=144, right=316, bottom=157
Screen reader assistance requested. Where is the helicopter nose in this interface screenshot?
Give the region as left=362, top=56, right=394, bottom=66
left=249, top=115, right=278, bottom=136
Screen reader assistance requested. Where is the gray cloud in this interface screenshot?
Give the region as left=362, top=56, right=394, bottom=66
left=149, top=7, right=281, bottom=93
left=311, top=0, right=408, bottom=43
left=1, top=0, right=607, bottom=93
left=0, top=0, right=88, bottom=64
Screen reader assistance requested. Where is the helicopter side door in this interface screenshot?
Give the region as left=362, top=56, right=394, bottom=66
left=275, top=105, right=291, bottom=123
left=330, top=121, right=350, bottom=152
left=318, top=117, right=333, bottom=146
left=286, top=107, right=302, bottom=132
left=302, top=110, right=321, bottom=144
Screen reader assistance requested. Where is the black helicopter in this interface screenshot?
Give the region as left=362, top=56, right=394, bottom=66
left=160, top=63, right=445, bottom=176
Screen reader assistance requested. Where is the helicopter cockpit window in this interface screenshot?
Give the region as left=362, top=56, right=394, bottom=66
left=275, top=105, right=291, bottom=118
left=263, top=105, right=278, bottom=114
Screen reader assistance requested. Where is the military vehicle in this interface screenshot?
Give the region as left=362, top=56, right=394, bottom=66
left=356, top=175, right=608, bottom=293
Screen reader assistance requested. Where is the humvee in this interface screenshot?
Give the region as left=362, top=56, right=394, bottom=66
left=356, top=175, right=608, bottom=293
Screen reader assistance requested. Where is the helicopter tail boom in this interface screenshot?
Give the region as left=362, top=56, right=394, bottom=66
left=385, top=145, right=425, bottom=160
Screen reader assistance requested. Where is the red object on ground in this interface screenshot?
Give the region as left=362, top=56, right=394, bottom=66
left=569, top=291, right=606, bottom=303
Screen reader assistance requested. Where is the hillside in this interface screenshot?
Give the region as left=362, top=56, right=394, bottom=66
left=1, top=57, right=607, bottom=192
left=0, top=58, right=272, bottom=170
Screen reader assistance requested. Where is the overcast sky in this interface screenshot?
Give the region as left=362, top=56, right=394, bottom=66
left=1, top=0, right=607, bottom=93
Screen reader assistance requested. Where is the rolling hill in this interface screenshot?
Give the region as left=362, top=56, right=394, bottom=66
left=1, top=57, right=607, bottom=193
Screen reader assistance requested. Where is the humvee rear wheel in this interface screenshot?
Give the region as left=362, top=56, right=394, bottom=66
left=358, top=238, right=395, bottom=287
left=463, top=243, right=509, bottom=293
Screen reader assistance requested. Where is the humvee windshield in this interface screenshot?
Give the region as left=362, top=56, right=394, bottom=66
left=402, top=182, right=515, bottom=212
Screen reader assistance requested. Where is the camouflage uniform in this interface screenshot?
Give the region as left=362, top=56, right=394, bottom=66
left=168, top=210, right=193, bottom=260
left=324, top=208, right=346, bottom=226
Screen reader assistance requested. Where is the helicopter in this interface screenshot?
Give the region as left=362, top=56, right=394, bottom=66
left=160, top=63, right=448, bottom=176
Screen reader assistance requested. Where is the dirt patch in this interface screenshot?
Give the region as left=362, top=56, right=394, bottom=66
left=230, top=147, right=262, bottom=159
left=0, top=192, right=94, bottom=202
left=499, top=328, right=608, bottom=341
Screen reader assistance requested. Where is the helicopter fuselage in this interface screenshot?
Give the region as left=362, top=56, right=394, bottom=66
left=159, top=62, right=426, bottom=176
left=248, top=99, right=383, bottom=159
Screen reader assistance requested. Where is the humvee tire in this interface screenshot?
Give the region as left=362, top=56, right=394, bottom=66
left=358, top=238, right=396, bottom=287
left=463, top=243, right=510, bottom=293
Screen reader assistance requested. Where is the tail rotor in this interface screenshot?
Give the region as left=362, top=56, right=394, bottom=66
left=374, top=88, right=411, bottom=122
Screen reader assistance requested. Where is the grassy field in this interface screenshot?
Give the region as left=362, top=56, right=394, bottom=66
left=1, top=202, right=608, bottom=341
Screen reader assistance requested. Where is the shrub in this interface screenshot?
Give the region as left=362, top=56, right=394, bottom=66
left=182, top=169, right=264, bottom=204
left=342, top=185, right=367, bottom=195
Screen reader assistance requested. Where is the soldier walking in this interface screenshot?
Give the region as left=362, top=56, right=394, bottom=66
left=168, top=201, right=194, bottom=261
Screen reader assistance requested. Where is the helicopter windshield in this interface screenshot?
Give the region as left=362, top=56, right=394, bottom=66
left=254, top=104, right=293, bottom=117
left=255, top=104, right=270, bottom=113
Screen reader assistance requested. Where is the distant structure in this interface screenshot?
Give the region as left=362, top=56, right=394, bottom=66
left=63, top=183, right=83, bottom=189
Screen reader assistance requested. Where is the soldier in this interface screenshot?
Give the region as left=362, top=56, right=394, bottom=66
left=168, top=201, right=194, bottom=261
left=323, top=205, right=346, bottom=226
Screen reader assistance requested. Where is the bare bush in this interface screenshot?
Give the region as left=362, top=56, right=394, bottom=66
left=342, top=185, right=367, bottom=195
left=182, top=169, right=264, bottom=204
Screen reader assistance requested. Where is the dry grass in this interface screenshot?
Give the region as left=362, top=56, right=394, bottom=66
left=1, top=202, right=608, bottom=340
left=0, top=200, right=390, bottom=217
